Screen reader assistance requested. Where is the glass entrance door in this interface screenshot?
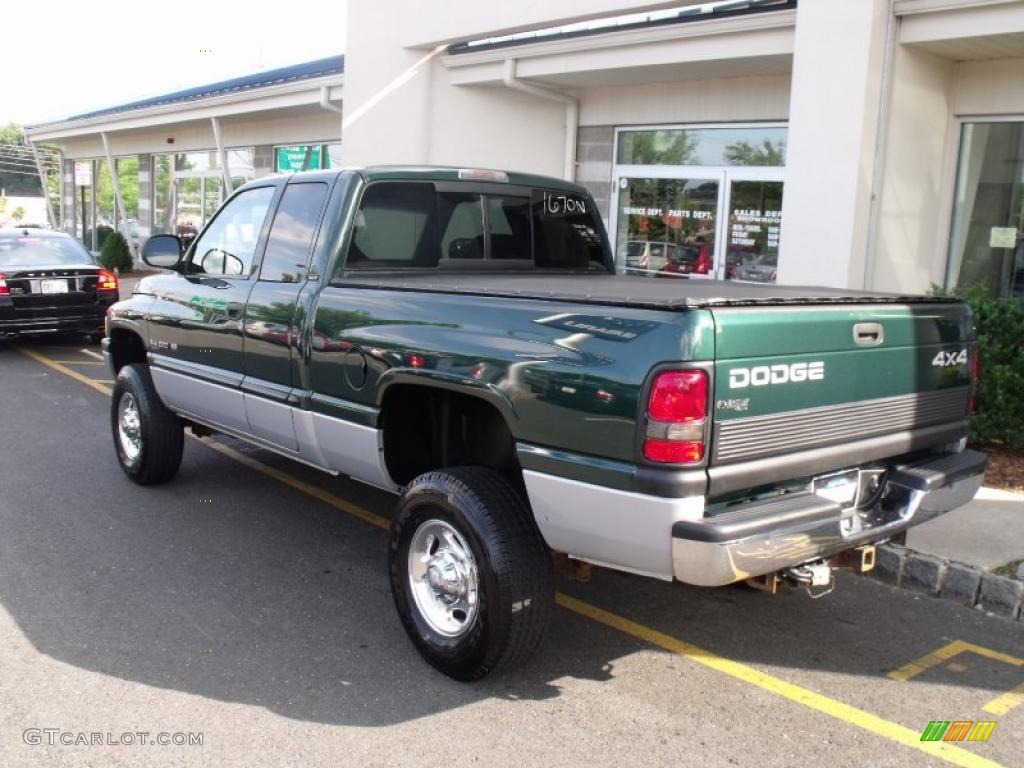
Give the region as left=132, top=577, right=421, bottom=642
left=722, top=174, right=784, bottom=283
left=613, top=170, right=783, bottom=282
left=615, top=174, right=720, bottom=278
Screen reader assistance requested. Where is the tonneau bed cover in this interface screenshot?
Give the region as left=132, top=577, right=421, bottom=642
left=333, top=273, right=957, bottom=310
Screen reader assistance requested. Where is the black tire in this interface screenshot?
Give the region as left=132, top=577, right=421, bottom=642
left=389, top=466, right=554, bottom=681
left=111, top=363, right=184, bottom=484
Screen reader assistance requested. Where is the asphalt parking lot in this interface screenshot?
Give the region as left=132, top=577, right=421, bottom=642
left=2, top=337, right=1022, bottom=768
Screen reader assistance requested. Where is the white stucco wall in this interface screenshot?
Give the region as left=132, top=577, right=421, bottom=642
left=955, top=57, right=1024, bottom=116
left=776, top=0, right=890, bottom=289
left=578, top=74, right=791, bottom=126
left=869, top=45, right=956, bottom=293
left=342, top=2, right=569, bottom=176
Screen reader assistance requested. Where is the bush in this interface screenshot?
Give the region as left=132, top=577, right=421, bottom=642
left=99, top=230, right=133, bottom=274
left=935, top=284, right=1024, bottom=447
left=83, top=224, right=114, bottom=252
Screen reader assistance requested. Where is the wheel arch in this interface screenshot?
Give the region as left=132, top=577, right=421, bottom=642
left=376, top=373, right=522, bottom=488
left=108, top=326, right=148, bottom=373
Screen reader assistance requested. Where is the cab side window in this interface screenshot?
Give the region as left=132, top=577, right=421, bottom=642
left=189, top=186, right=275, bottom=276
left=259, top=183, right=329, bottom=282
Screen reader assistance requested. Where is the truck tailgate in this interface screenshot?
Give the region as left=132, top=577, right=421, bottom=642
left=708, top=303, right=973, bottom=492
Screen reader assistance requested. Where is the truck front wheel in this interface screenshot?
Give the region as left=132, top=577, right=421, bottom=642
left=111, top=364, right=184, bottom=485
left=389, top=467, right=553, bottom=681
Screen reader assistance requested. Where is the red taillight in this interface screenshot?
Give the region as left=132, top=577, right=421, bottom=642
left=0, top=273, right=8, bottom=296
left=97, top=269, right=118, bottom=292
left=648, top=370, right=707, bottom=422
left=409, top=354, right=426, bottom=369
left=643, top=370, right=708, bottom=464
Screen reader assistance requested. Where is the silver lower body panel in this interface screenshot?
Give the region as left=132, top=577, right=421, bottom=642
left=522, top=470, right=704, bottom=581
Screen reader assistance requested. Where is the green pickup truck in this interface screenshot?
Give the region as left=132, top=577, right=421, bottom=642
left=103, top=166, right=986, bottom=680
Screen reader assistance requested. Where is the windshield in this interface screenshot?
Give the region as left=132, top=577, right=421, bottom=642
left=0, top=236, right=95, bottom=268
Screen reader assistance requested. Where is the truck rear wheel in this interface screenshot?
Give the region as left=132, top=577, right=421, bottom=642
left=389, top=466, right=553, bottom=681
left=111, top=363, right=184, bottom=485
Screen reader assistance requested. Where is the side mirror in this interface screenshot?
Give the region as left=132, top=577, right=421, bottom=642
left=141, top=234, right=184, bottom=270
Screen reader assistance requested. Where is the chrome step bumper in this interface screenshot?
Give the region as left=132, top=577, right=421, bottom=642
left=671, top=450, right=987, bottom=587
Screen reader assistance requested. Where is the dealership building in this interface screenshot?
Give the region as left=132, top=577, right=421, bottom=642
left=25, top=0, right=1024, bottom=298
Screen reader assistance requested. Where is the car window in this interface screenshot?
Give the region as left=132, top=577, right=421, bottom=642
left=346, top=182, right=439, bottom=268
left=531, top=191, right=605, bottom=270
left=189, top=186, right=275, bottom=277
left=259, top=183, right=329, bottom=282
left=0, top=236, right=95, bottom=267
left=487, top=196, right=531, bottom=260
left=341, top=181, right=606, bottom=272
left=439, top=193, right=483, bottom=260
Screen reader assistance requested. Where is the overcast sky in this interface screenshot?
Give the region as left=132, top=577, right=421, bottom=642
left=4, top=0, right=348, bottom=126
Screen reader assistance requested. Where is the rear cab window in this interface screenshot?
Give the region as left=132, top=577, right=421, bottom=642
left=338, top=180, right=608, bottom=275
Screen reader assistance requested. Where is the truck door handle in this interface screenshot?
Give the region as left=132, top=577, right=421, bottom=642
left=853, top=322, right=884, bottom=346
left=226, top=302, right=243, bottom=319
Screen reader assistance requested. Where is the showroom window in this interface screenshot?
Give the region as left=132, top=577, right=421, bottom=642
left=152, top=148, right=255, bottom=245
left=946, top=121, right=1024, bottom=299
left=612, top=124, right=786, bottom=283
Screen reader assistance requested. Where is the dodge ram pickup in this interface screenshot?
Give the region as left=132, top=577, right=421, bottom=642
left=103, top=166, right=987, bottom=680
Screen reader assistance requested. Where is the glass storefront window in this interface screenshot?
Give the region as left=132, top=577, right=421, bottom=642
left=153, top=155, right=173, bottom=235
left=725, top=180, right=783, bottom=283
left=95, top=160, right=116, bottom=241
left=617, top=126, right=787, bottom=167
left=152, top=149, right=254, bottom=242
left=115, top=156, right=140, bottom=249
left=616, top=177, right=718, bottom=277
left=947, top=121, right=1024, bottom=298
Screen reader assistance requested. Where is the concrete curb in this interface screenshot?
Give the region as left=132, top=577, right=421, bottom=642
left=870, top=543, right=1023, bottom=621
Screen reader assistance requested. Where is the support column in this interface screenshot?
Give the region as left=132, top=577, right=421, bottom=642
left=575, top=126, right=615, bottom=225
left=62, top=159, right=75, bottom=235
left=254, top=145, right=274, bottom=178
left=776, top=0, right=892, bottom=289
left=137, top=154, right=153, bottom=242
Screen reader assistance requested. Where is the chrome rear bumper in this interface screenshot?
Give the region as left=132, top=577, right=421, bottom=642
left=671, top=450, right=987, bottom=587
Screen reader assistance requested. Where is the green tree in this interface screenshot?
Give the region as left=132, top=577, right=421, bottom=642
left=0, top=122, right=61, bottom=224
left=723, top=139, right=786, bottom=167
left=96, top=156, right=139, bottom=219
left=0, top=122, right=43, bottom=196
left=99, top=231, right=133, bottom=273
left=11, top=206, right=26, bottom=221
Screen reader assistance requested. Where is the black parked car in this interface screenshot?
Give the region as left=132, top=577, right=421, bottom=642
left=0, top=229, right=119, bottom=341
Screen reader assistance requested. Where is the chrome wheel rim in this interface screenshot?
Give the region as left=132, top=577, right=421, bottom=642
left=117, top=391, right=142, bottom=461
left=408, top=518, right=479, bottom=638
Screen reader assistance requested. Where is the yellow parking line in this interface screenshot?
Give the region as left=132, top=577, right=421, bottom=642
left=888, top=640, right=1024, bottom=682
left=51, top=360, right=104, bottom=365
left=17, top=345, right=1007, bottom=768
left=556, top=595, right=999, bottom=768
left=18, top=347, right=113, bottom=397
left=983, top=680, right=1024, bottom=716
left=80, top=348, right=104, bottom=360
